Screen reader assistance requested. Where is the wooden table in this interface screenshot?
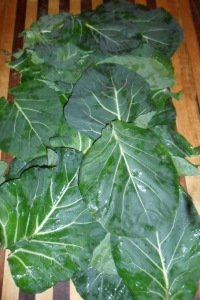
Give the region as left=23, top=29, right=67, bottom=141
left=0, top=0, right=200, bottom=299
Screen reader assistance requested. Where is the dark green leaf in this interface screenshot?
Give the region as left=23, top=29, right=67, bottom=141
left=35, top=42, right=94, bottom=84
left=81, top=19, right=140, bottom=54
left=79, top=121, right=179, bottom=237
left=99, top=45, right=175, bottom=89
left=73, top=234, right=134, bottom=300
left=82, top=0, right=183, bottom=57
left=111, top=190, right=200, bottom=300
left=134, top=89, right=176, bottom=129
left=0, top=149, right=105, bottom=293
left=0, top=82, right=63, bottom=160
left=65, top=64, right=152, bottom=139
left=23, top=13, right=83, bottom=49
left=153, top=126, right=200, bottom=176
left=154, top=126, right=200, bottom=158
left=8, top=149, right=58, bottom=179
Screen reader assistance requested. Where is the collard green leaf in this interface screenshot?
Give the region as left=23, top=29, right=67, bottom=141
left=134, top=90, right=176, bottom=129
left=23, top=13, right=83, bottom=49
left=8, top=149, right=58, bottom=179
left=0, top=149, right=105, bottom=293
left=79, top=121, right=179, bottom=237
left=99, top=49, right=175, bottom=89
left=153, top=126, right=200, bottom=176
left=34, top=42, right=94, bottom=84
left=50, top=120, right=92, bottom=153
left=73, top=234, right=134, bottom=300
left=0, top=161, right=7, bottom=184
left=82, top=0, right=183, bottom=57
left=81, top=19, right=140, bottom=54
left=9, top=50, right=74, bottom=94
left=111, top=190, right=200, bottom=300
left=65, top=64, right=152, bottom=140
left=154, top=126, right=200, bottom=158
left=0, top=82, right=63, bottom=160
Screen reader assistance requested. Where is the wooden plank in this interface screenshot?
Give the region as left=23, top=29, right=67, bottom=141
left=59, top=0, right=70, bottom=12
left=92, top=0, right=102, bottom=10
left=0, top=250, right=5, bottom=300
left=147, top=0, right=156, bottom=8
left=25, top=0, right=38, bottom=29
left=36, top=289, right=53, bottom=300
left=0, top=0, right=18, bottom=98
left=81, top=0, right=92, bottom=12
left=135, top=0, right=147, bottom=5
left=53, top=282, right=70, bottom=300
left=38, top=0, right=48, bottom=17
left=48, top=0, right=59, bottom=15
left=0, top=3, right=18, bottom=300
left=2, top=251, right=19, bottom=300
left=19, top=291, right=35, bottom=300
left=70, top=0, right=81, bottom=14
left=179, top=0, right=200, bottom=108
left=70, top=283, right=82, bottom=300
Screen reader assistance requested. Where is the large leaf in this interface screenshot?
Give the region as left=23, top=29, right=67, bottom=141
left=73, top=233, right=134, bottom=300
left=81, top=18, right=140, bottom=54
left=0, top=149, right=105, bottom=293
left=0, top=82, right=63, bottom=160
left=65, top=64, right=152, bottom=140
left=99, top=45, right=175, bottom=89
left=111, top=190, right=200, bottom=300
left=23, top=13, right=84, bottom=49
left=35, top=42, right=94, bottom=84
left=79, top=121, right=179, bottom=237
left=82, top=0, right=183, bottom=57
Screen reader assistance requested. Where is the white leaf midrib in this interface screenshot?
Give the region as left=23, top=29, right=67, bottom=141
left=112, top=128, right=149, bottom=219
left=33, top=170, right=78, bottom=235
left=14, top=101, right=43, bottom=145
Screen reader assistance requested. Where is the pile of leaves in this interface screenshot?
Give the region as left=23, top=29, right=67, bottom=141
left=0, top=1, right=200, bottom=299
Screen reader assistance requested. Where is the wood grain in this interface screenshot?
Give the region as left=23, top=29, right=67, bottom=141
left=70, top=0, right=81, bottom=14
left=156, top=0, right=200, bottom=212
left=0, top=1, right=18, bottom=298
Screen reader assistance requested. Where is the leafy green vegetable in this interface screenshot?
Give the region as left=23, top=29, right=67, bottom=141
left=0, top=149, right=105, bottom=293
left=65, top=64, right=152, bottom=139
left=153, top=126, right=200, bottom=176
left=0, top=82, right=63, bottom=160
left=82, top=1, right=183, bottom=56
left=50, top=120, right=92, bottom=154
left=79, top=121, right=179, bottom=237
left=0, top=1, right=199, bottom=298
left=73, top=233, right=134, bottom=300
left=99, top=45, right=175, bottom=90
left=111, top=190, right=200, bottom=300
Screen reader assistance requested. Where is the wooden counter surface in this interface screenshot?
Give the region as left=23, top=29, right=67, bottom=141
left=0, top=0, right=200, bottom=299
